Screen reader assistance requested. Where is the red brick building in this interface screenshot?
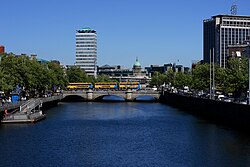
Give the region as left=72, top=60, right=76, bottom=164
left=0, top=45, right=5, bottom=54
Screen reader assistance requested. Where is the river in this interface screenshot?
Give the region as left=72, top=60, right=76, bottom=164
left=1, top=102, right=250, bottom=167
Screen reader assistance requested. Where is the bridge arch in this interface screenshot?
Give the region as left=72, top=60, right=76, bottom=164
left=94, top=95, right=126, bottom=102
left=62, top=95, right=87, bottom=102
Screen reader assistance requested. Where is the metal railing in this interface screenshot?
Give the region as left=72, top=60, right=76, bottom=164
left=20, top=98, right=42, bottom=113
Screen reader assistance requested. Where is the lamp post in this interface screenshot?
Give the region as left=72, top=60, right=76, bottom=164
left=210, top=49, right=212, bottom=99
left=212, top=48, right=215, bottom=100
left=249, top=57, right=250, bottom=105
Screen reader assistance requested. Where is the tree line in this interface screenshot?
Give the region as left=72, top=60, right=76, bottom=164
left=0, top=53, right=113, bottom=96
left=149, top=58, right=249, bottom=98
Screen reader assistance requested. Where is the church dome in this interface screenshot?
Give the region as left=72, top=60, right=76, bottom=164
left=133, top=57, right=141, bottom=67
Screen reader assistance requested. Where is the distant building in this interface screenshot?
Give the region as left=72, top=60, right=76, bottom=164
left=97, top=58, right=148, bottom=83
left=75, top=28, right=97, bottom=77
left=0, top=45, right=5, bottom=54
left=97, top=65, right=132, bottom=77
left=203, top=15, right=250, bottom=68
left=30, top=54, right=37, bottom=60
left=132, top=57, right=143, bottom=77
left=145, top=63, right=189, bottom=77
left=145, top=64, right=172, bottom=76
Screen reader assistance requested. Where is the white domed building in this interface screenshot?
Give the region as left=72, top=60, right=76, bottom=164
left=132, top=57, right=142, bottom=77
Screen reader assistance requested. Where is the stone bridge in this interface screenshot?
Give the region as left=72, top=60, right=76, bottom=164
left=63, top=90, right=161, bottom=101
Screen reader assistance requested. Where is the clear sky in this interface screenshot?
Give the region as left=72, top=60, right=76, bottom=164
left=1, top=0, right=249, bottom=68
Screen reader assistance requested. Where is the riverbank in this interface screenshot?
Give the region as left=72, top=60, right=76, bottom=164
left=160, top=91, right=250, bottom=129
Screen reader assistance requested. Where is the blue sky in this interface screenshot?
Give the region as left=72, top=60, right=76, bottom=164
left=1, top=0, right=249, bottom=68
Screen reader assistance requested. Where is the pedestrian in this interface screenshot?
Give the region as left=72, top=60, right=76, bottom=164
left=2, top=98, right=5, bottom=105
left=8, top=97, right=12, bottom=103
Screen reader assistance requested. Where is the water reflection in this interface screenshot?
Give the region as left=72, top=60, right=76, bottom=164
left=102, top=95, right=125, bottom=101
left=1, top=102, right=250, bottom=167
left=135, top=95, right=157, bottom=101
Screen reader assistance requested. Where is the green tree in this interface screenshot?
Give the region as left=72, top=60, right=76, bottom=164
left=191, top=63, right=210, bottom=91
left=174, top=72, right=192, bottom=89
left=150, top=72, right=166, bottom=87
left=47, top=62, right=68, bottom=90
left=224, top=58, right=248, bottom=97
left=66, top=66, right=88, bottom=82
left=165, top=69, right=174, bottom=86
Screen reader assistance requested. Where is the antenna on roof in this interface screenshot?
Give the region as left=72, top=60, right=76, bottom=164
left=230, top=1, right=238, bottom=15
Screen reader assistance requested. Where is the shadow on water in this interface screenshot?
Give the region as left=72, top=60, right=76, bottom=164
left=94, top=95, right=158, bottom=102
left=96, top=95, right=125, bottom=102
left=135, top=95, right=158, bottom=102
left=61, top=95, right=85, bottom=102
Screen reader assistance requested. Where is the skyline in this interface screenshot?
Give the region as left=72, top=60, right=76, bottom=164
left=1, top=0, right=250, bottom=68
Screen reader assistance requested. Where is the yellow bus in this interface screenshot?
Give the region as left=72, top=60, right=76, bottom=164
left=94, top=82, right=118, bottom=90
left=67, top=83, right=93, bottom=90
left=119, top=82, right=141, bottom=90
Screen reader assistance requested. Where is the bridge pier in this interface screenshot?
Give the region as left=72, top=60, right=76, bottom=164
left=125, top=89, right=134, bottom=101
left=86, top=89, right=93, bottom=101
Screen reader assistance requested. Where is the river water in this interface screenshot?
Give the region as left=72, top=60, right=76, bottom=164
left=1, top=102, right=250, bottom=167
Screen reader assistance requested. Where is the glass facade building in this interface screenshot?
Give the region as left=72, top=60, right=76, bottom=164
left=204, top=15, right=250, bottom=68
left=75, top=28, right=97, bottom=77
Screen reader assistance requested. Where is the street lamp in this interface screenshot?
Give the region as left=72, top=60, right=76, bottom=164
left=210, top=49, right=212, bottom=99
left=249, top=56, right=250, bottom=105
left=209, top=48, right=215, bottom=100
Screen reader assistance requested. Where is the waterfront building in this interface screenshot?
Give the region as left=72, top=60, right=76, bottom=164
left=0, top=45, right=5, bottom=54
left=203, top=15, right=250, bottom=68
left=75, top=28, right=97, bottom=77
left=97, top=58, right=148, bottom=83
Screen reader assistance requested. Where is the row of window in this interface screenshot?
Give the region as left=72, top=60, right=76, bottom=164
left=76, top=64, right=96, bottom=67
left=76, top=55, right=96, bottom=57
left=82, top=68, right=96, bottom=71
left=76, top=45, right=97, bottom=47
left=221, top=28, right=250, bottom=31
left=76, top=51, right=97, bottom=54
left=76, top=58, right=96, bottom=61
left=223, top=17, right=250, bottom=21
left=76, top=35, right=96, bottom=37
left=222, top=21, right=250, bottom=27
left=76, top=42, right=97, bottom=44
left=76, top=48, right=97, bottom=50
left=76, top=38, right=97, bottom=41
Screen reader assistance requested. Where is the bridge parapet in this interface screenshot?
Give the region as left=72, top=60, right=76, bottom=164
left=63, top=90, right=161, bottom=101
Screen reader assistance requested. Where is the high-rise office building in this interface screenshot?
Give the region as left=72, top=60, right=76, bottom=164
left=75, top=28, right=97, bottom=77
left=203, top=15, right=250, bottom=68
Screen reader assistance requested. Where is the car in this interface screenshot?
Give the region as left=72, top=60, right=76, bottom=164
left=224, top=98, right=232, bottom=102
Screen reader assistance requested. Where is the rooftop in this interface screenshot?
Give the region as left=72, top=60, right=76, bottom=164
left=212, top=15, right=250, bottom=19
left=77, top=28, right=96, bottom=33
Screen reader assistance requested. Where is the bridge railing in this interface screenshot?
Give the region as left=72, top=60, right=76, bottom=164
left=41, top=95, right=63, bottom=103
left=20, top=99, right=35, bottom=112
left=63, top=90, right=160, bottom=93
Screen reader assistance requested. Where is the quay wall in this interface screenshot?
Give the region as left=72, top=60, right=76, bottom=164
left=160, top=92, right=250, bottom=128
left=41, top=99, right=61, bottom=110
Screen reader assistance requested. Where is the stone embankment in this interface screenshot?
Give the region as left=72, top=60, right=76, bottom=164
left=160, top=91, right=250, bottom=129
